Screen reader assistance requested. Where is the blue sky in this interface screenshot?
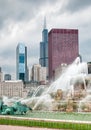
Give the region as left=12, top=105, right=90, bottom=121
left=0, top=0, right=91, bottom=79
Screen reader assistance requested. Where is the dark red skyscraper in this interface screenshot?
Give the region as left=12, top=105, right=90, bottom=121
left=48, top=29, right=79, bottom=80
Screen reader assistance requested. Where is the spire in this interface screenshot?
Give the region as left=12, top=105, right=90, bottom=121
left=44, top=16, right=47, bottom=29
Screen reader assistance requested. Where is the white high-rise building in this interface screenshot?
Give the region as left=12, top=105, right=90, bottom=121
left=39, top=67, right=47, bottom=82
left=31, top=64, right=47, bottom=84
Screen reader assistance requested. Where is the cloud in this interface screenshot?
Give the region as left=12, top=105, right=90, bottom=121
left=63, top=0, right=91, bottom=13
left=0, top=0, right=57, bottom=29
left=0, top=0, right=91, bottom=79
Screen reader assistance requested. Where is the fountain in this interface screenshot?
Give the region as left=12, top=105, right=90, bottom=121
left=1, top=57, right=91, bottom=114
left=20, top=56, right=91, bottom=112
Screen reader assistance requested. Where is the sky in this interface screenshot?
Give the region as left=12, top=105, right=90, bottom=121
left=0, top=0, right=91, bottom=79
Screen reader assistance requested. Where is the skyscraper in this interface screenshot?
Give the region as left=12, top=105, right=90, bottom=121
left=39, top=17, right=48, bottom=67
left=48, top=28, right=79, bottom=80
left=16, top=43, right=28, bottom=82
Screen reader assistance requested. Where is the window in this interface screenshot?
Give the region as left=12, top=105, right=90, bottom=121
left=19, top=54, right=24, bottom=63
left=19, top=73, right=25, bottom=81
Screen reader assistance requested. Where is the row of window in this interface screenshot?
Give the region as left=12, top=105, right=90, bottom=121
left=19, top=54, right=25, bottom=63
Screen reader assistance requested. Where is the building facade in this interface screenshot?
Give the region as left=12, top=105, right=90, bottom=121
left=39, top=18, right=48, bottom=68
left=0, top=67, right=3, bottom=82
left=31, top=64, right=47, bottom=84
left=88, top=62, right=91, bottom=74
left=16, top=43, right=28, bottom=82
left=0, top=80, right=24, bottom=97
left=38, top=67, right=47, bottom=83
left=4, top=74, right=11, bottom=80
left=31, top=64, right=41, bottom=82
left=48, top=29, right=79, bottom=80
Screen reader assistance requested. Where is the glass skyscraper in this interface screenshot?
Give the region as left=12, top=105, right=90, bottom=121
left=39, top=18, right=48, bottom=67
left=16, top=43, right=28, bottom=82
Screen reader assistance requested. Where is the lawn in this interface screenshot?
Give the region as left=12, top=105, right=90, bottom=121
left=1, top=111, right=91, bottom=130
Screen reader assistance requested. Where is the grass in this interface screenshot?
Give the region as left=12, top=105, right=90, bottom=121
left=0, top=116, right=91, bottom=130
left=1, top=111, right=91, bottom=129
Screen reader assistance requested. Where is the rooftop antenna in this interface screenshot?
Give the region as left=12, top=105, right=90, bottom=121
left=44, top=16, right=47, bottom=29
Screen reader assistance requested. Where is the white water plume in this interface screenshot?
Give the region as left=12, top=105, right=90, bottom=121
left=47, top=57, right=88, bottom=94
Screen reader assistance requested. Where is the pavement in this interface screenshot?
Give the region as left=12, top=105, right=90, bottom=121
left=0, top=125, right=62, bottom=130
